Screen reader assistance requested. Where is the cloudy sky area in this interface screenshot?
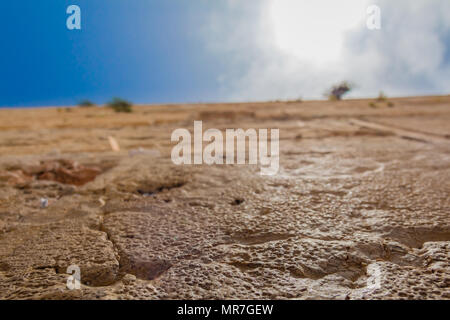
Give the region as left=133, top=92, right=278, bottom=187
left=203, top=0, right=450, bottom=101
left=0, top=0, right=449, bottom=107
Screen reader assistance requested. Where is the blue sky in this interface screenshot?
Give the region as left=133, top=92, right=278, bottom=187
left=1, top=0, right=449, bottom=107
left=0, top=1, right=228, bottom=107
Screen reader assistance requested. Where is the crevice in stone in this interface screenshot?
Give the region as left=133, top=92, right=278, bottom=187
left=136, top=181, right=186, bottom=197
left=97, top=216, right=123, bottom=282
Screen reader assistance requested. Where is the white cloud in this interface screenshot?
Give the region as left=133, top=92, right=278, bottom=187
left=201, top=0, right=450, bottom=101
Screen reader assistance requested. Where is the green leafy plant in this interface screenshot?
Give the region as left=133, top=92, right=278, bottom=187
left=377, top=91, right=387, bottom=102
left=107, top=98, right=133, bottom=113
left=326, top=81, right=352, bottom=101
left=78, top=100, right=96, bottom=107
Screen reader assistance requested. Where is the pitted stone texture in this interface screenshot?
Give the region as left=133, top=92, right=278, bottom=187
left=0, top=97, right=449, bottom=299
left=102, top=208, right=228, bottom=280
left=0, top=219, right=120, bottom=296
left=349, top=260, right=449, bottom=300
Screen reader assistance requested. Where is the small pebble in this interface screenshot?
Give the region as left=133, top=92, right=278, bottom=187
left=122, top=274, right=136, bottom=284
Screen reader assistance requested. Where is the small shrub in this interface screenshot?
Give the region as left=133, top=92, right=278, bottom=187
left=287, top=97, right=303, bottom=104
left=326, top=81, right=352, bottom=101
left=107, top=98, right=133, bottom=113
left=328, top=95, right=339, bottom=101
left=377, top=91, right=387, bottom=102
left=78, top=100, right=95, bottom=107
left=369, top=102, right=377, bottom=108
left=387, top=101, right=395, bottom=108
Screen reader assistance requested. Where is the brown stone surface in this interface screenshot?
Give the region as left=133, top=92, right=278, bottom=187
left=0, top=96, right=449, bottom=299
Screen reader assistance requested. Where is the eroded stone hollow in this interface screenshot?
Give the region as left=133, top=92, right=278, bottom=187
left=1, top=159, right=113, bottom=187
